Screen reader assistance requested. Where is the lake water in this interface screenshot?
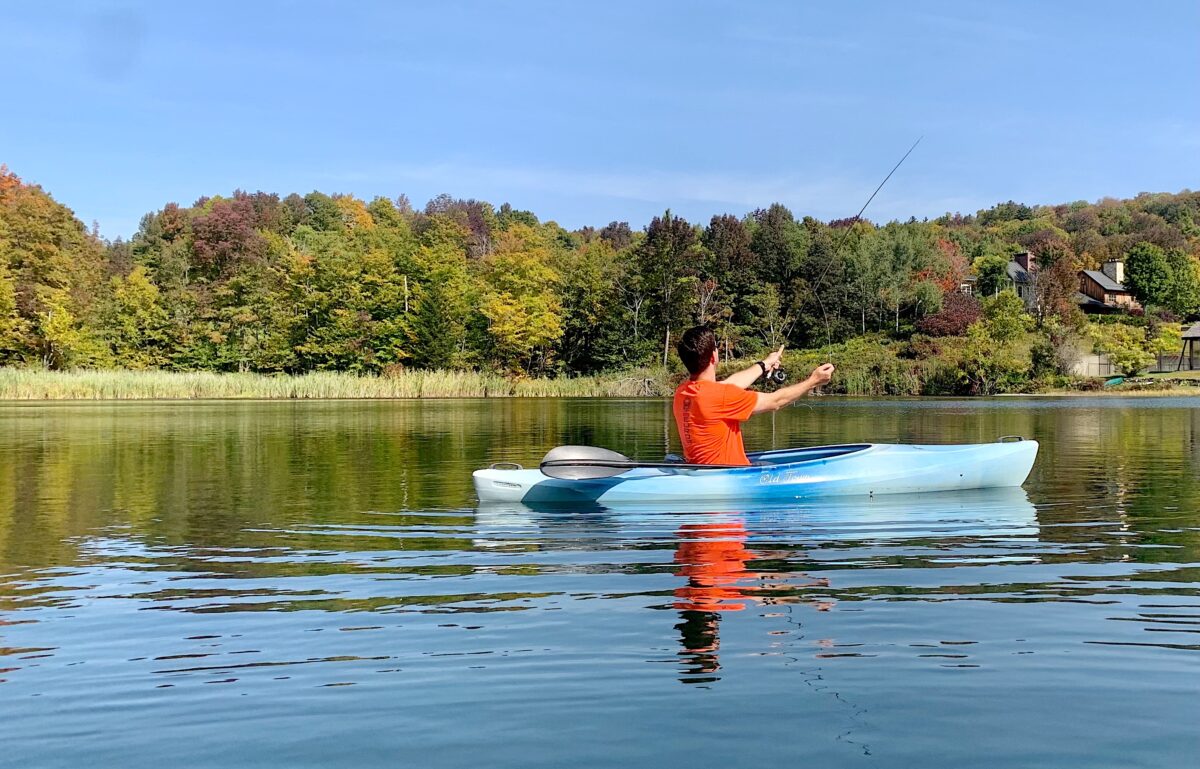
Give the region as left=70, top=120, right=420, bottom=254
left=1, top=398, right=1197, bottom=768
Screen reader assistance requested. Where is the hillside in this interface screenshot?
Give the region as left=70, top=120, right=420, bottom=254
left=1, top=164, right=1197, bottom=394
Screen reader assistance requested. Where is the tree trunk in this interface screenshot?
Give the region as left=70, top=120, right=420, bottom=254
left=663, top=327, right=670, bottom=367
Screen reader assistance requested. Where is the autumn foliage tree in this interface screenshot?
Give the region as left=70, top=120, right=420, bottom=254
left=479, top=224, right=563, bottom=373
left=0, top=165, right=107, bottom=367
left=917, top=291, right=982, bottom=336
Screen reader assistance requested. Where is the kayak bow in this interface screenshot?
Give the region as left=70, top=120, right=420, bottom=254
left=474, top=440, right=1038, bottom=505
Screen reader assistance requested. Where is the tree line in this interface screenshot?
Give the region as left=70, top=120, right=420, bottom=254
left=1, top=164, right=1198, bottom=376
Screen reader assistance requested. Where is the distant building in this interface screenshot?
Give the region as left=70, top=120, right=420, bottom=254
left=966, top=253, right=1143, bottom=316
left=1077, top=260, right=1140, bottom=313
left=1006, top=251, right=1037, bottom=309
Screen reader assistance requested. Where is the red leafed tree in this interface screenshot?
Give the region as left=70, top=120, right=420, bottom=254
left=917, top=291, right=982, bottom=336
left=191, top=197, right=266, bottom=276
left=915, top=239, right=969, bottom=294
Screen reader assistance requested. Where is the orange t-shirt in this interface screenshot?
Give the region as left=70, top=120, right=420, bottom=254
left=673, top=379, right=758, bottom=465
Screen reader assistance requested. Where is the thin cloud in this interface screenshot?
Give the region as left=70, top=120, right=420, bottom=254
left=320, top=161, right=977, bottom=225
left=914, top=11, right=1043, bottom=45
left=324, top=161, right=855, bottom=208
left=728, top=27, right=864, bottom=53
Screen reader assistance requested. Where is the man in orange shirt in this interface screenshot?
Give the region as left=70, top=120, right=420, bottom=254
left=673, top=326, right=835, bottom=465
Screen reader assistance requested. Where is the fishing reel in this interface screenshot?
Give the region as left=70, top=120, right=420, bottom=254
left=765, top=368, right=787, bottom=384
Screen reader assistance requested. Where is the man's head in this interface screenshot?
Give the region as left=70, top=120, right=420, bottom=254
left=677, top=326, right=718, bottom=376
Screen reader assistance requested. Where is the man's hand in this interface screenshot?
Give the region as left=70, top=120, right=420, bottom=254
left=807, top=363, right=835, bottom=386
left=752, top=362, right=836, bottom=414
left=762, top=345, right=785, bottom=372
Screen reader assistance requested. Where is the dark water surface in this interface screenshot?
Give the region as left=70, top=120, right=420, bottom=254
left=2, top=398, right=1198, bottom=768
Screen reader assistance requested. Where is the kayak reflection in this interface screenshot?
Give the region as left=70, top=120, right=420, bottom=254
left=474, top=488, right=1039, bottom=684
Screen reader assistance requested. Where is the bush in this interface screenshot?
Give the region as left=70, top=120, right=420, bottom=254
left=1088, top=323, right=1154, bottom=376
left=904, top=334, right=943, bottom=359
left=790, top=336, right=923, bottom=396
left=1088, top=319, right=1181, bottom=376
left=960, top=322, right=1032, bottom=394
left=1093, top=313, right=1148, bottom=327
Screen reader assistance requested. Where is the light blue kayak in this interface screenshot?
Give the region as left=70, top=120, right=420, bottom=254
left=473, top=439, right=1039, bottom=505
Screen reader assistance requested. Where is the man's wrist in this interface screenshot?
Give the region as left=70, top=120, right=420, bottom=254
left=756, top=361, right=767, bottom=376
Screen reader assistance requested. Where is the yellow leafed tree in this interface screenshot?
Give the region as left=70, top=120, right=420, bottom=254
left=480, top=223, right=563, bottom=373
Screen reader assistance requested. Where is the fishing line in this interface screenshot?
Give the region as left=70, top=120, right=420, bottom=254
left=813, top=137, right=923, bottom=361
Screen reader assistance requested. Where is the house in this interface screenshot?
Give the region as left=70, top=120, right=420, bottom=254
left=1078, top=261, right=1141, bottom=314
left=1006, top=251, right=1037, bottom=308
left=967, top=252, right=1142, bottom=316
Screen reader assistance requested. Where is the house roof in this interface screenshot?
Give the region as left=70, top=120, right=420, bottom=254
left=1073, top=292, right=1122, bottom=313
left=1184, top=322, right=1200, bottom=340
left=1081, top=270, right=1127, bottom=293
left=1007, top=262, right=1032, bottom=284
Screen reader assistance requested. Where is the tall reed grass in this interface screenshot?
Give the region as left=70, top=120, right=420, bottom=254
left=0, top=367, right=677, bottom=400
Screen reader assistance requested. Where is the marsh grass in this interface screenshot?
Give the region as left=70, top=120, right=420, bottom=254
left=0, top=367, right=677, bottom=400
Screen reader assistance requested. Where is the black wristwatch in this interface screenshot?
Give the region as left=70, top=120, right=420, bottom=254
left=756, top=361, right=768, bottom=375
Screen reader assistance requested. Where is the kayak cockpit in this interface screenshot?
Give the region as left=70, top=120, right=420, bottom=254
left=748, top=444, right=873, bottom=466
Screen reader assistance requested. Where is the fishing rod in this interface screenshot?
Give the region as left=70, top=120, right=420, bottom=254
left=814, top=136, right=923, bottom=358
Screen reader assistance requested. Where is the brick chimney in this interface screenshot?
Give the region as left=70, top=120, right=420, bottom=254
left=1102, top=260, right=1125, bottom=285
left=1014, top=251, right=1035, bottom=271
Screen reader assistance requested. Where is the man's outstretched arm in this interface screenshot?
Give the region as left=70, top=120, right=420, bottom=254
left=752, top=364, right=835, bottom=414
left=721, top=345, right=785, bottom=389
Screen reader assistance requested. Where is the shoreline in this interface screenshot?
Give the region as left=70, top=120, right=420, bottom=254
left=0, top=367, right=1197, bottom=401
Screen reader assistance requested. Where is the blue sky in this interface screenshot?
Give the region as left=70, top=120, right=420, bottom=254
left=3, top=1, right=1198, bottom=239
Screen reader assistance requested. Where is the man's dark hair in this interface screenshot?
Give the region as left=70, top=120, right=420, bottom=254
left=677, top=326, right=717, bottom=375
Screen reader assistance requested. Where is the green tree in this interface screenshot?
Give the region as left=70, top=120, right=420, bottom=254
left=973, top=254, right=1011, bottom=297
left=405, top=220, right=473, bottom=369
left=1164, top=249, right=1200, bottom=317
left=982, top=291, right=1030, bottom=342
left=750, top=204, right=808, bottom=286
left=871, top=224, right=937, bottom=332
left=1124, top=242, right=1172, bottom=308
left=558, top=238, right=627, bottom=372
left=105, top=265, right=170, bottom=368
left=637, top=211, right=699, bottom=365
left=407, top=279, right=466, bottom=369
left=36, top=289, right=107, bottom=369
left=745, top=283, right=794, bottom=349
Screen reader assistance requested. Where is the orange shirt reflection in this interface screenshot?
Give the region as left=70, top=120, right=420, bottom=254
left=673, top=521, right=754, bottom=612
left=672, top=520, right=835, bottom=682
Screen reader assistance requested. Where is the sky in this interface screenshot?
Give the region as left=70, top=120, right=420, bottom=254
left=2, top=0, right=1198, bottom=240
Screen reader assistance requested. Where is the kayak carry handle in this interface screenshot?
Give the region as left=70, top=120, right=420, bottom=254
left=997, top=435, right=1025, bottom=442
left=489, top=461, right=524, bottom=470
